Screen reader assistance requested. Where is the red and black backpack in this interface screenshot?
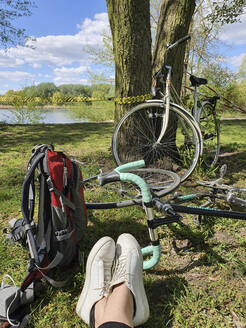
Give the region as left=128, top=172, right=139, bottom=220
left=18, top=144, right=87, bottom=290
left=1, top=144, right=88, bottom=327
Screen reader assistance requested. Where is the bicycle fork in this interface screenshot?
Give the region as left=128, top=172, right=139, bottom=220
left=154, top=66, right=172, bottom=146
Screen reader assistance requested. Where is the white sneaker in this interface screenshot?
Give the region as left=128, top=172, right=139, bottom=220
left=110, top=233, right=150, bottom=326
left=76, top=236, right=115, bottom=325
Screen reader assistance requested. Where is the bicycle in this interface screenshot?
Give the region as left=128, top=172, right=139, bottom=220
left=84, top=160, right=246, bottom=269
left=186, top=72, right=220, bottom=167
left=171, top=164, right=246, bottom=206
left=112, top=35, right=220, bottom=185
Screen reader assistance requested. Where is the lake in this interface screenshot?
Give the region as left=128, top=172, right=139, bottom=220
left=0, top=107, right=88, bottom=124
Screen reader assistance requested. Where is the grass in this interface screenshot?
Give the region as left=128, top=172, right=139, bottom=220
left=68, top=101, right=115, bottom=122
left=0, top=118, right=246, bottom=327
left=220, top=110, right=246, bottom=118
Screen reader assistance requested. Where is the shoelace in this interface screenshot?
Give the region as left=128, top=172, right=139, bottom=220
left=99, top=281, right=111, bottom=296
left=94, top=259, right=113, bottom=296
left=110, top=254, right=127, bottom=287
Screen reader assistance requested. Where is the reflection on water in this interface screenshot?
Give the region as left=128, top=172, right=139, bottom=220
left=0, top=107, right=88, bottom=124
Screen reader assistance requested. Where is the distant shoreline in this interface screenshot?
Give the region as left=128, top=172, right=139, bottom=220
left=0, top=104, right=64, bottom=109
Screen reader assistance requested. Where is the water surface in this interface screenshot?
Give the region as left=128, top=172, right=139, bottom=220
left=0, top=107, right=88, bottom=124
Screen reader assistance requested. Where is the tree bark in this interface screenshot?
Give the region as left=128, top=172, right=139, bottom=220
left=106, top=0, right=152, bottom=123
left=152, top=0, right=196, bottom=97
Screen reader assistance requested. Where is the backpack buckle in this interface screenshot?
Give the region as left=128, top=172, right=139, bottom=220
left=46, top=177, right=54, bottom=192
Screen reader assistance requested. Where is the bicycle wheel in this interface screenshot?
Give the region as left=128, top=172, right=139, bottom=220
left=198, top=102, right=220, bottom=167
left=133, top=168, right=181, bottom=197
left=84, top=168, right=180, bottom=209
left=112, top=102, right=201, bottom=183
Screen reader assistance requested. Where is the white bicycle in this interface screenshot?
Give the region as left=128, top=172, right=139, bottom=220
left=112, top=35, right=203, bottom=184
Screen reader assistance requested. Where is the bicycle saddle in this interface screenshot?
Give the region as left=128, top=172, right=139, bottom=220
left=189, top=75, right=207, bottom=87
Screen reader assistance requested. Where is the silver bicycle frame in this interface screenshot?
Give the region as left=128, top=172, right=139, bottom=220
left=145, top=99, right=203, bottom=155
left=193, top=85, right=200, bottom=121
left=155, top=65, right=171, bottom=145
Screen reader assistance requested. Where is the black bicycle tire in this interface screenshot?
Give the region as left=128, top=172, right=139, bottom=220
left=84, top=168, right=180, bottom=209
left=198, top=102, right=220, bottom=167
left=112, top=102, right=201, bottom=183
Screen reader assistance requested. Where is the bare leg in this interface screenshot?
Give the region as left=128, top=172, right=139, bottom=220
left=95, top=282, right=134, bottom=328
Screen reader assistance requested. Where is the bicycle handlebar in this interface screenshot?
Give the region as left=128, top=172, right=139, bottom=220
left=98, top=160, right=152, bottom=203
left=141, top=245, right=161, bottom=269
left=97, top=160, right=183, bottom=269
left=115, top=160, right=145, bottom=172
left=154, top=34, right=191, bottom=83
left=97, top=160, right=181, bottom=269
left=166, top=34, right=191, bottom=51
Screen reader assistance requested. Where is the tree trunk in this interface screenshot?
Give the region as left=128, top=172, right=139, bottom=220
left=152, top=0, right=196, bottom=97
left=106, top=0, right=152, bottom=123
left=151, top=0, right=196, bottom=169
left=108, top=0, right=197, bottom=172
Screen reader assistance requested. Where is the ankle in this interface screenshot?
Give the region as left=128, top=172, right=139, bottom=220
left=94, top=298, right=107, bottom=328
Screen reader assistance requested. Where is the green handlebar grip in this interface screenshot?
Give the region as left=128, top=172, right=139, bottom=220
left=115, top=160, right=145, bottom=173
left=142, top=245, right=161, bottom=270
left=118, top=172, right=152, bottom=203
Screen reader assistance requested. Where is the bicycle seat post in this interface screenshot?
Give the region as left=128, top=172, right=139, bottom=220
left=193, top=84, right=198, bottom=113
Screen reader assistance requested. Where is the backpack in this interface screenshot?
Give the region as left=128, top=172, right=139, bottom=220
left=12, top=144, right=87, bottom=290
left=1, top=144, right=87, bottom=327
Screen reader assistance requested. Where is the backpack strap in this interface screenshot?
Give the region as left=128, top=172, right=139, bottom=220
left=46, top=177, right=76, bottom=211
left=21, top=151, right=45, bottom=266
left=33, top=270, right=71, bottom=288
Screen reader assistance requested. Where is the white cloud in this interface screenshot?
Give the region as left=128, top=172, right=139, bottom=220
left=77, top=13, right=110, bottom=43
left=32, top=63, right=41, bottom=68
left=0, top=71, right=34, bottom=83
left=54, top=66, right=89, bottom=85
left=0, top=50, right=24, bottom=67
left=0, top=84, right=10, bottom=94
left=219, top=14, right=246, bottom=45
left=0, top=71, right=34, bottom=93
left=225, top=53, right=246, bottom=68
left=1, top=12, right=109, bottom=68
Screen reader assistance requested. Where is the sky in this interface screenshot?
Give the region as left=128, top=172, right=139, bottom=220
left=0, top=0, right=246, bottom=95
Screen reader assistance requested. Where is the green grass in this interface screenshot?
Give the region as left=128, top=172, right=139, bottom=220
left=0, top=119, right=246, bottom=327
left=68, top=101, right=115, bottom=122
left=220, top=110, right=246, bottom=118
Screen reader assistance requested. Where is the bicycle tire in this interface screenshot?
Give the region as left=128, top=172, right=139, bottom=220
left=112, top=102, right=201, bottom=183
left=197, top=102, right=220, bottom=167
left=84, top=168, right=180, bottom=209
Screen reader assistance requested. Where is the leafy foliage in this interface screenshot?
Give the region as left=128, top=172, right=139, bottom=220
left=207, top=0, right=246, bottom=25
left=201, top=63, right=236, bottom=88
left=57, top=84, right=91, bottom=97
left=0, top=82, right=115, bottom=107
left=238, top=53, right=246, bottom=80
left=0, top=0, right=35, bottom=47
